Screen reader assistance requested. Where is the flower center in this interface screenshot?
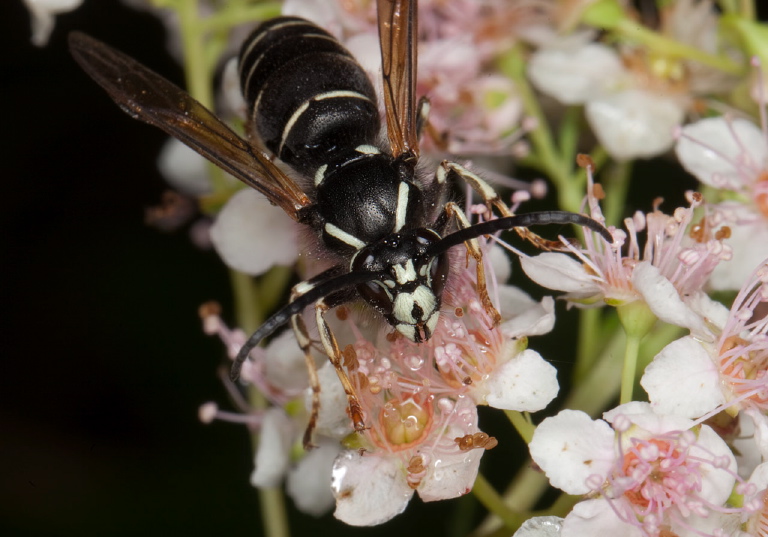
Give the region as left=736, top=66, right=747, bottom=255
left=755, top=170, right=768, bottom=218
left=619, top=439, right=692, bottom=510
left=378, top=397, right=432, bottom=447
left=719, top=335, right=768, bottom=408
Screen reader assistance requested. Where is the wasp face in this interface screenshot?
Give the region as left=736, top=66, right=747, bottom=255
left=351, top=229, right=450, bottom=342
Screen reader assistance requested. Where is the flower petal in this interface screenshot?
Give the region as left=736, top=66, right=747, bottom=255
left=528, top=43, right=624, bottom=105
left=586, top=90, right=684, bottom=161
left=632, top=262, right=708, bottom=335
left=529, top=410, right=615, bottom=495
left=250, top=408, right=294, bottom=488
left=210, top=189, right=300, bottom=275
left=675, top=117, right=767, bottom=190
left=520, top=252, right=600, bottom=295
left=561, top=499, right=645, bottom=537
left=417, top=446, right=481, bottom=502
left=286, top=440, right=339, bottom=516
left=710, top=217, right=768, bottom=291
left=499, top=287, right=555, bottom=338
left=24, top=0, right=82, bottom=46
left=641, top=336, right=725, bottom=418
left=482, top=349, right=558, bottom=411
left=688, top=425, right=737, bottom=506
left=331, top=450, right=413, bottom=526
left=312, top=362, right=355, bottom=439
left=157, top=138, right=212, bottom=196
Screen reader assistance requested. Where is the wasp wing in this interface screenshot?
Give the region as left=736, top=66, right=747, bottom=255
left=68, top=31, right=311, bottom=221
left=377, top=0, right=419, bottom=162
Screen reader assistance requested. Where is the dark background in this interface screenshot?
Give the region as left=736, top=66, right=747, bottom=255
left=3, top=1, right=766, bottom=536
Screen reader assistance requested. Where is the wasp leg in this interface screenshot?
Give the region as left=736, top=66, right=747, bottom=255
left=438, top=160, right=563, bottom=251
left=288, top=305, right=322, bottom=450
left=437, top=160, right=513, bottom=217
left=441, top=201, right=502, bottom=327
left=315, top=300, right=366, bottom=434
left=286, top=268, right=348, bottom=450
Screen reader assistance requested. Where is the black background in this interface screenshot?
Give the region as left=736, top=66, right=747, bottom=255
left=3, top=1, right=766, bottom=536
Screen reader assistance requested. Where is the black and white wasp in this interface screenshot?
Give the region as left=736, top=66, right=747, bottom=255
left=69, top=0, right=612, bottom=446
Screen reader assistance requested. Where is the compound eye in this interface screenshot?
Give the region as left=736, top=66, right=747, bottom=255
left=357, top=281, right=394, bottom=315
left=429, top=253, right=450, bottom=297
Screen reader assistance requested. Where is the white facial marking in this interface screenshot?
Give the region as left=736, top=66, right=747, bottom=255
left=324, top=223, right=366, bottom=250
left=396, top=324, right=416, bottom=340
left=314, top=164, right=328, bottom=186
left=392, top=286, right=436, bottom=325
left=393, top=293, right=417, bottom=324
left=411, top=285, right=437, bottom=317
left=393, top=182, right=410, bottom=232
left=392, top=259, right=417, bottom=285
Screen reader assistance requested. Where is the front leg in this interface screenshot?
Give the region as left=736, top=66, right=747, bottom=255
left=440, top=201, right=502, bottom=327
left=438, top=160, right=564, bottom=251
left=437, top=160, right=513, bottom=218
left=314, top=300, right=366, bottom=434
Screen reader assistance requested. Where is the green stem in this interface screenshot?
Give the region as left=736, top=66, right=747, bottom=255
left=504, top=411, right=535, bottom=444
left=231, top=270, right=262, bottom=332
left=177, top=0, right=213, bottom=107
left=563, top=327, right=626, bottom=415
left=202, top=3, right=283, bottom=32
left=717, top=0, right=756, bottom=18
left=558, top=106, right=581, bottom=167
left=231, top=271, right=291, bottom=537
left=176, top=0, right=229, bottom=192
left=176, top=4, right=292, bottom=535
left=472, top=473, right=526, bottom=531
left=620, top=334, right=642, bottom=404
left=500, top=48, right=578, bottom=208
left=601, top=160, right=632, bottom=228
left=532, top=492, right=579, bottom=518
left=575, top=308, right=600, bottom=382
left=615, top=20, right=745, bottom=75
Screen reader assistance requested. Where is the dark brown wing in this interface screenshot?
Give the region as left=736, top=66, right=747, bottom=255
left=377, top=0, right=419, bottom=162
left=68, top=32, right=311, bottom=220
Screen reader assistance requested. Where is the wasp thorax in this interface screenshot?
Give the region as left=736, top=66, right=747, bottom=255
left=351, top=229, right=449, bottom=342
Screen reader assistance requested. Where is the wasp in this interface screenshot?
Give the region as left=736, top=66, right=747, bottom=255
left=69, top=0, right=612, bottom=447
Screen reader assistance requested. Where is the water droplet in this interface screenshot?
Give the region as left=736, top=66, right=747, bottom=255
left=405, top=355, right=424, bottom=371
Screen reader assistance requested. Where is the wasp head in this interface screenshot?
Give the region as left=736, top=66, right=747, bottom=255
left=350, top=229, right=449, bottom=342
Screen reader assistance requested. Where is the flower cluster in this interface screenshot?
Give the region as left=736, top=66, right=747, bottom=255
left=44, top=0, right=768, bottom=535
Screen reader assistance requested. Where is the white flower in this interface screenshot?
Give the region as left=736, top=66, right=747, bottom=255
left=157, top=138, right=212, bottom=196
left=209, top=189, right=300, bottom=276
left=528, top=40, right=685, bottom=160
left=23, top=0, right=82, bottom=46
left=641, top=259, right=768, bottom=457
left=528, top=0, right=728, bottom=161
left=675, top=116, right=768, bottom=291
left=331, top=397, right=485, bottom=526
left=530, top=403, right=739, bottom=537
left=585, top=90, right=686, bottom=161
left=521, top=173, right=727, bottom=336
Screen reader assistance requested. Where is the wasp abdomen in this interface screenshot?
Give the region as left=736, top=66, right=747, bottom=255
left=239, top=17, right=380, bottom=175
